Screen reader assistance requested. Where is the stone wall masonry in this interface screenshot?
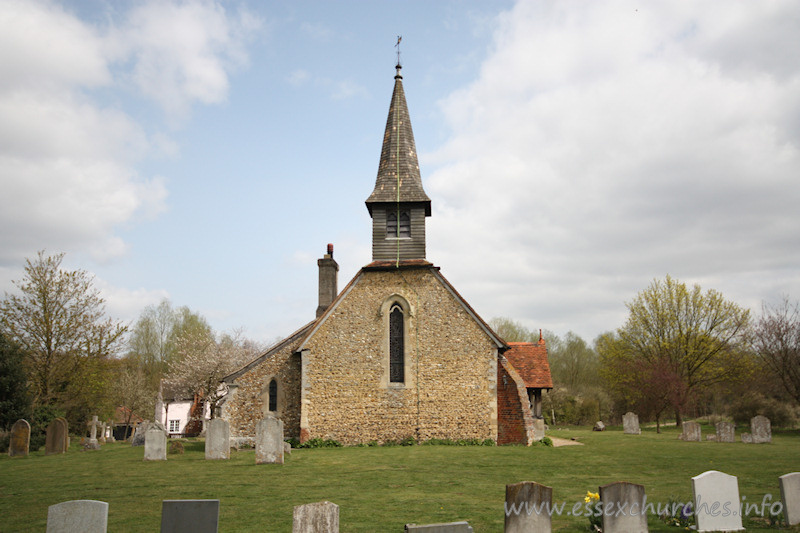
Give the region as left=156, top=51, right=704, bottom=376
left=301, top=268, right=498, bottom=445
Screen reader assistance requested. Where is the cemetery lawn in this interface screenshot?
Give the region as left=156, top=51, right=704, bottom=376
left=1, top=425, right=799, bottom=532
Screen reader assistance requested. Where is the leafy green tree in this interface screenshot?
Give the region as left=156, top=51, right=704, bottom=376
left=489, top=317, right=537, bottom=342
left=0, top=332, right=32, bottom=430
left=0, top=252, right=126, bottom=412
left=599, top=276, right=751, bottom=426
left=548, top=331, right=598, bottom=390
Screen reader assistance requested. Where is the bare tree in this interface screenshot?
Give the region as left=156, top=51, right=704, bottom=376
left=752, top=297, right=800, bottom=403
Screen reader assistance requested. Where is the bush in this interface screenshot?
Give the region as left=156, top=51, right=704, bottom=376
left=29, top=405, right=65, bottom=452
left=296, top=437, right=342, bottom=449
left=730, top=394, right=797, bottom=428
left=540, top=436, right=553, bottom=447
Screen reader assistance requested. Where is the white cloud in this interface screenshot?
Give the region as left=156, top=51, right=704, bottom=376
left=427, top=0, right=800, bottom=339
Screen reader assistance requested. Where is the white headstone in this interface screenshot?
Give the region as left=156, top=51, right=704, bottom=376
left=205, top=418, right=230, bottom=460
left=144, top=426, right=167, bottom=461
left=599, top=482, right=648, bottom=533
left=780, top=472, right=800, bottom=526
left=623, top=412, right=641, bottom=435
left=504, top=481, right=552, bottom=533
left=46, top=500, right=108, bottom=533
left=255, top=416, right=284, bottom=465
left=292, top=501, right=339, bottom=533
left=691, top=470, right=744, bottom=532
left=160, top=500, right=219, bottom=533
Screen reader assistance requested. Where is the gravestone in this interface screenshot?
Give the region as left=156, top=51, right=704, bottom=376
left=780, top=472, right=800, bottom=526
left=623, top=412, right=641, bottom=435
left=504, top=481, right=552, bottom=533
left=750, top=415, right=771, bottom=443
left=131, top=422, right=148, bottom=446
left=144, top=425, right=167, bottom=461
left=292, top=501, right=339, bottom=533
left=84, top=415, right=101, bottom=450
left=679, top=421, right=701, bottom=442
left=255, top=416, right=284, bottom=464
left=205, top=418, right=230, bottom=460
left=599, top=482, right=648, bottom=533
left=405, top=522, right=473, bottom=532
left=8, top=419, right=31, bottom=457
left=46, top=417, right=69, bottom=455
left=715, top=421, right=735, bottom=443
left=160, top=499, right=219, bottom=533
left=593, top=421, right=605, bottom=432
left=691, top=470, right=744, bottom=532
left=46, top=499, right=108, bottom=533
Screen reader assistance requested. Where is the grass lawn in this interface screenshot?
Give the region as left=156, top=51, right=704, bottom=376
left=1, top=424, right=798, bottom=532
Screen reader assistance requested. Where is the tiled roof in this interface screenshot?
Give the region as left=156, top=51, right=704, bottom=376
left=504, top=341, right=553, bottom=389
left=366, top=67, right=431, bottom=215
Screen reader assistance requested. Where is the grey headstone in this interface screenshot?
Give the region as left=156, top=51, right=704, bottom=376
left=84, top=415, right=101, bottom=450
left=623, top=412, right=641, bottom=435
left=46, top=418, right=69, bottom=455
left=593, top=421, right=605, bottom=431
left=679, top=421, right=701, bottom=442
left=46, top=499, right=108, bottom=533
left=205, top=418, right=230, bottom=460
left=9, top=419, right=30, bottom=457
left=715, top=421, right=735, bottom=443
left=160, top=499, right=219, bottom=533
left=741, top=432, right=753, bottom=444
left=692, top=470, right=744, bottom=532
left=284, top=440, right=292, bottom=454
left=292, top=501, right=339, bottom=533
left=131, top=422, right=147, bottom=446
left=780, top=472, right=800, bottom=526
left=750, top=415, right=771, bottom=443
left=255, top=416, right=284, bottom=464
left=599, top=482, right=648, bottom=533
left=144, top=426, right=167, bottom=461
left=504, top=481, right=552, bottom=533
left=405, top=522, right=473, bottom=532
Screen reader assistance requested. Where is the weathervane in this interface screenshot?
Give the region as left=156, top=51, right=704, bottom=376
left=395, top=35, right=402, bottom=68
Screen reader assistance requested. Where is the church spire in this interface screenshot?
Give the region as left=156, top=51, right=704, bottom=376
left=366, top=62, right=431, bottom=263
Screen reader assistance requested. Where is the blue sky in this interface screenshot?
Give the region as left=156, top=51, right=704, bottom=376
left=2, top=0, right=799, bottom=345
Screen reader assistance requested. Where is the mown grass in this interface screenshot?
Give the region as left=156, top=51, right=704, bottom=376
left=0, top=424, right=798, bottom=532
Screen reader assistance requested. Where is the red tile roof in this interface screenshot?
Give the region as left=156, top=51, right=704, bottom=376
left=504, top=341, right=553, bottom=389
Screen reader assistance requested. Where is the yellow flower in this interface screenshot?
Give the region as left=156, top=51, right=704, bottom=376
left=584, top=491, right=600, bottom=503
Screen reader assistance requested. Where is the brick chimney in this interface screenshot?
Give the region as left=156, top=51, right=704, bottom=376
left=316, top=243, right=339, bottom=318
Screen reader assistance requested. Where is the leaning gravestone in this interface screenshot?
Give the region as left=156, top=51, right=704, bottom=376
left=405, top=522, right=473, bottom=532
left=293, top=501, right=339, bottom=533
left=780, top=472, right=800, bottom=526
left=593, top=421, right=605, bottom=432
left=679, top=421, right=701, bottom=442
left=46, top=418, right=69, bottom=455
left=599, top=481, right=648, bottom=533
left=160, top=500, right=219, bottom=533
left=504, top=481, right=552, bottom=533
left=692, top=470, right=744, bottom=532
left=46, top=499, right=108, bottom=533
left=715, top=421, right=735, bottom=443
left=255, top=416, right=284, bottom=464
left=623, top=412, right=641, bottom=435
left=205, top=418, right=230, bottom=460
left=9, top=419, right=31, bottom=457
left=144, top=425, right=167, bottom=461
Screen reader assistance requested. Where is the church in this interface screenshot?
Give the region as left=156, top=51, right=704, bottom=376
left=220, top=64, right=552, bottom=446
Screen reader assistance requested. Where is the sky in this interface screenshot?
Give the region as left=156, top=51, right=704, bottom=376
left=1, top=0, right=799, bottom=347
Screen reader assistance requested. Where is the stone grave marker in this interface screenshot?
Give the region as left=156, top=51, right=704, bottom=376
left=46, top=417, right=69, bottom=455
left=46, top=499, right=108, bottom=533
left=623, top=412, right=641, bottom=435
left=131, top=421, right=148, bottom=446
left=293, top=501, right=339, bottom=533
left=679, top=421, right=701, bottom=442
left=504, top=481, right=552, bottom=533
left=750, top=415, right=771, bottom=443
left=691, top=470, right=744, bottom=532
left=160, top=499, right=219, bottom=533
left=780, top=472, right=800, bottom=526
left=205, top=418, right=230, bottom=460
left=144, top=425, right=167, bottom=461
left=593, top=421, right=605, bottom=431
left=8, top=419, right=30, bottom=457
left=599, top=481, right=648, bottom=533
left=715, top=421, right=735, bottom=443
left=84, top=415, right=101, bottom=450
left=404, top=522, right=474, bottom=532
left=255, top=416, right=284, bottom=464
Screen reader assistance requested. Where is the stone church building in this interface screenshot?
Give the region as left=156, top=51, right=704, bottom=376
left=220, top=65, right=552, bottom=446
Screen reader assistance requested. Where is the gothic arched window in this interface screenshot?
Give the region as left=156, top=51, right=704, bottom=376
left=386, top=210, right=410, bottom=238
left=399, top=211, right=410, bottom=238
left=268, top=379, right=278, bottom=412
left=389, top=304, right=405, bottom=383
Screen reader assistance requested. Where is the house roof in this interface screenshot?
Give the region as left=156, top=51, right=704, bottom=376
left=365, top=65, right=431, bottom=216
left=504, top=341, right=553, bottom=389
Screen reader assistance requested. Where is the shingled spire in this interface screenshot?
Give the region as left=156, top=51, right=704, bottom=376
left=366, top=64, right=431, bottom=262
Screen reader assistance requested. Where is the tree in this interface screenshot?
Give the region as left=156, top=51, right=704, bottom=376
left=0, top=332, right=32, bottom=430
left=0, top=251, right=126, bottom=409
left=489, top=317, right=537, bottom=342
left=548, top=331, right=598, bottom=390
left=598, top=276, right=751, bottom=425
left=751, top=297, right=800, bottom=403
left=114, top=360, right=154, bottom=441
